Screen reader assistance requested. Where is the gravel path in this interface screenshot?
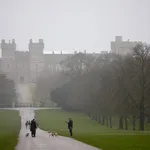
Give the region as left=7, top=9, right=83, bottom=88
left=16, top=84, right=33, bottom=104
left=16, top=108, right=100, bottom=150
left=15, top=84, right=100, bottom=150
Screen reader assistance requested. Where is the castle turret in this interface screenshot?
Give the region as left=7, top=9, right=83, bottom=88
left=0, top=39, right=16, bottom=80
left=1, top=39, right=16, bottom=58
left=29, top=39, right=33, bottom=51
left=29, top=39, right=44, bottom=53
left=29, top=39, right=44, bottom=82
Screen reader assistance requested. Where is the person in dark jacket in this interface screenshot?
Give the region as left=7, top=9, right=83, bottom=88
left=28, top=120, right=31, bottom=126
left=30, top=119, right=37, bottom=137
left=66, top=118, right=73, bottom=136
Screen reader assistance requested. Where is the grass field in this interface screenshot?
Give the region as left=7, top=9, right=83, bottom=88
left=36, top=109, right=150, bottom=150
left=0, top=110, right=21, bottom=150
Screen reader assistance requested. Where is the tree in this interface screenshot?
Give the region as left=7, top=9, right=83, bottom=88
left=50, top=43, right=150, bottom=131
left=133, top=43, right=150, bottom=130
left=0, top=74, right=16, bottom=107
left=60, top=52, right=95, bottom=77
left=114, top=43, right=150, bottom=131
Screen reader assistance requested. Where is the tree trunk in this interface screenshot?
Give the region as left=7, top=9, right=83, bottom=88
left=87, top=112, right=91, bottom=117
left=92, top=115, right=95, bottom=120
left=124, top=117, right=128, bottom=130
left=119, top=116, right=124, bottom=129
left=109, top=116, right=112, bottom=128
left=95, top=114, right=97, bottom=121
left=147, top=115, right=150, bottom=123
left=99, top=115, right=101, bottom=124
left=106, top=117, right=108, bottom=127
left=96, top=114, right=98, bottom=121
left=139, top=57, right=145, bottom=131
left=133, top=119, right=136, bottom=130
left=139, top=109, right=144, bottom=131
left=102, top=116, right=105, bottom=125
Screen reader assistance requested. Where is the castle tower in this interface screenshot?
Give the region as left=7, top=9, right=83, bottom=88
left=29, top=39, right=44, bottom=82
left=1, top=39, right=16, bottom=58
left=0, top=39, right=16, bottom=80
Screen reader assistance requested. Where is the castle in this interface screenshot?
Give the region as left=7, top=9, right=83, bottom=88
left=0, top=39, right=75, bottom=83
left=0, top=36, right=139, bottom=83
left=111, top=36, right=140, bottom=55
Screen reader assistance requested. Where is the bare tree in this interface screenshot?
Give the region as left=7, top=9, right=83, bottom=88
left=50, top=43, right=150, bottom=131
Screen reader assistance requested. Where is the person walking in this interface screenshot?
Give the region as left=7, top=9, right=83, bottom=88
left=30, top=119, right=37, bottom=137
left=66, top=118, right=73, bottom=136
left=28, top=120, right=31, bottom=126
left=25, top=121, right=28, bottom=129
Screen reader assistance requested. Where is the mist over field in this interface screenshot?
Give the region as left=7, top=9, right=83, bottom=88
left=0, top=0, right=150, bottom=150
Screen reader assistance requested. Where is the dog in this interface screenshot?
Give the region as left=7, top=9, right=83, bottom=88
left=25, top=133, right=29, bottom=137
left=48, top=131, right=58, bottom=137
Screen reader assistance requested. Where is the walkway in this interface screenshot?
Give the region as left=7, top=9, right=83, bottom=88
left=16, top=108, right=100, bottom=150
left=15, top=83, right=100, bottom=150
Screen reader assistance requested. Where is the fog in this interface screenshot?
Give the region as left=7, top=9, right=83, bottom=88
left=0, top=0, right=150, bottom=52
left=16, top=84, right=33, bottom=104
left=0, top=1, right=150, bottom=150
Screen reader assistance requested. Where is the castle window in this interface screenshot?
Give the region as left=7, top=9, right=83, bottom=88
left=16, top=64, right=20, bottom=68
left=51, top=66, right=53, bottom=73
left=56, top=65, right=58, bottom=71
left=7, top=64, right=10, bottom=69
left=36, top=64, right=38, bottom=69
left=56, top=64, right=60, bottom=72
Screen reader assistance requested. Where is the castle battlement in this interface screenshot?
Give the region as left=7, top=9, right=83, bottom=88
left=0, top=38, right=107, bottom=83
left=111, top=36, right=142, bottom=55
left=1, top=39, right=16, bottom=50
left=29, top=39, right=44, bottom=51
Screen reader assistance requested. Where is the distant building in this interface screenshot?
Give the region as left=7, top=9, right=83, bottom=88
left=0, top=39, right=101, bottom=83
left=111, top=36, right=140, bottom=55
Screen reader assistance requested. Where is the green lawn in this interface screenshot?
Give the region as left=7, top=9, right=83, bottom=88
left=0, top=110, right=21, bottom=150
left=36, top=109, right=150, bottom=150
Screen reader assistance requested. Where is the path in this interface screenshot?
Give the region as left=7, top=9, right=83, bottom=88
left=15, top=83, right=100, bottom=150
left=16, top=84, right=33, bottom=104
left=16, top=108, right=100, bottom=150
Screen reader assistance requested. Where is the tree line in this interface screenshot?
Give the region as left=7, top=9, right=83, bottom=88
left=0, top=73, right=17, bottom=107
left=36, top=43, right=150, bottom=131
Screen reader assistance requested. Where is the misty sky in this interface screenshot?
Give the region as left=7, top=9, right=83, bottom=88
left=0, top=0, right=150, bottom=53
